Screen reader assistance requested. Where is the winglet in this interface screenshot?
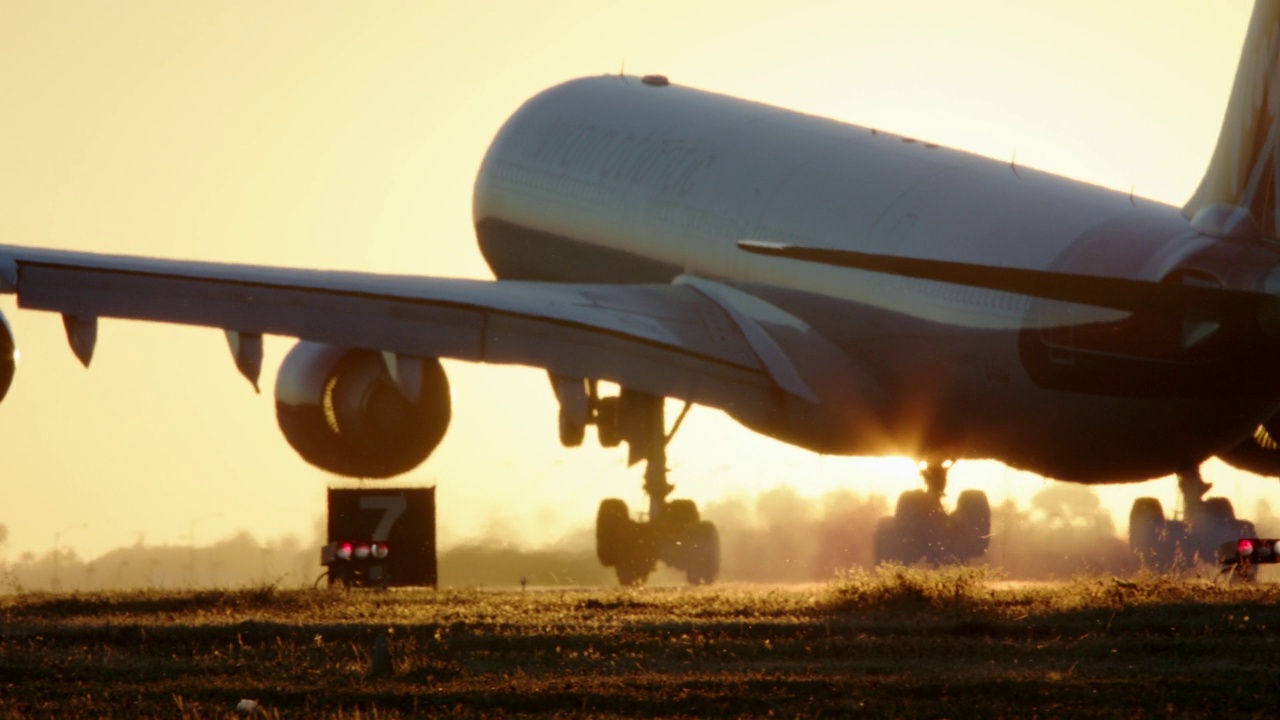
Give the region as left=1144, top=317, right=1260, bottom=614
left=1184, top=1, right=1280, bottom=238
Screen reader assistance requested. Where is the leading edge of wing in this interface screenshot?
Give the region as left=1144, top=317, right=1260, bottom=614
left=737, top=240, right=1272, bottom=319
left=0, top=245, right=778, bottom=413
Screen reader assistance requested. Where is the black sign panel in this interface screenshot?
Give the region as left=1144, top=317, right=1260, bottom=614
left=325, top=487, right=436, bottom=587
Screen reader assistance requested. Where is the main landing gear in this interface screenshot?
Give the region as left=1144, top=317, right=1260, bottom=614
left=873, top=461, right=991, bottom=565
left=552, top=376, right=719, bottom=586
left=594, top=392, right=719, bottom=587
left=1128, top=467, right=1257, bottom=574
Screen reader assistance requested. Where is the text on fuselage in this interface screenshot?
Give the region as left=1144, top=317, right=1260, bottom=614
left=529, top=119, right=717, bottom=198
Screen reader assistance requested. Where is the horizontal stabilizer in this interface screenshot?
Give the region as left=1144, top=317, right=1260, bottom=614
left=737, top=240, right=1271, bottom=319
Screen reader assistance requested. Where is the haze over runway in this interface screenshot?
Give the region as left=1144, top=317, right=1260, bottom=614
left=0, top=1, right=1268, bottom=562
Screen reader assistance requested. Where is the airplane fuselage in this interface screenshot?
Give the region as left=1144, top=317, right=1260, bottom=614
left=473, top=75, right=1280, bottom=484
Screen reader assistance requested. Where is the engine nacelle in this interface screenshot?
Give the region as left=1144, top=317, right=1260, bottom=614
left=275, top=342, right=451, bottom=478
left=1218, top=419, right=1280, bottom=478
left=0, top=312, right=15, bottom=403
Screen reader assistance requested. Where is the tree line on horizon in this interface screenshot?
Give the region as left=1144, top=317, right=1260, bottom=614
left=1, top=484, right=1276, bottom=592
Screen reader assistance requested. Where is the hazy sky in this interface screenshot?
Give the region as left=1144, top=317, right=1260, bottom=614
left=0, top=1, right=1267, bottom=561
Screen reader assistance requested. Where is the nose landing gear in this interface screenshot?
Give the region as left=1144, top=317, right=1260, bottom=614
left=873, top=461, right=991, bottom=565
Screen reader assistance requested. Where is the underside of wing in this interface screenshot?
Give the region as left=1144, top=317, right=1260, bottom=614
left=0, top=246, right=780, bottom=418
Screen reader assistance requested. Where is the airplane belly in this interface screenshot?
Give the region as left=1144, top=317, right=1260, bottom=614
left=747, top=283, right=1280, bottom=482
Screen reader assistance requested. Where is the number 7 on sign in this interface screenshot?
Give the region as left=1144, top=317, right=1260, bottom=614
left=359, top=495, right=407, bottom=542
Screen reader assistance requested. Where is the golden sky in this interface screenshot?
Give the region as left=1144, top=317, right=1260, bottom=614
left=0, top=1, right=1266, bottom=561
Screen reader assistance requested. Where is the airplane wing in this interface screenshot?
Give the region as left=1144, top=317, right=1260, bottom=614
left=0, top=245, right=788, bottom=418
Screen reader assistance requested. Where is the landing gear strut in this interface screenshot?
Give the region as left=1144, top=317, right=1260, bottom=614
left=1128, top=466, right=1257, bottom=573
left=873, top=461, right=990, bottom=565
left=590, top=388, right=718, bottom=586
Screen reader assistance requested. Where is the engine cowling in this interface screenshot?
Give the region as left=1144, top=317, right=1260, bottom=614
left=1217, top=418, right=1280, bottom=478
left=0, top=312, right=16, bottom=403
left=275, top=342, right=451, bottom=478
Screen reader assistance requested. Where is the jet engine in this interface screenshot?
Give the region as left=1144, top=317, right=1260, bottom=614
left=275, top=341, right=451, bottom=478
left=1218, top=418, right=1280, bottom=478
left=0, top=312, right=15, bottom=403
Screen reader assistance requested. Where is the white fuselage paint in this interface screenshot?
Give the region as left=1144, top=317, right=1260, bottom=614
left=472, top=76, right=1280, bottom=484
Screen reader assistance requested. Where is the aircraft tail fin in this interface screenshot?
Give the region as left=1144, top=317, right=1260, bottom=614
left=1184, top=1, right=1280, bottom=239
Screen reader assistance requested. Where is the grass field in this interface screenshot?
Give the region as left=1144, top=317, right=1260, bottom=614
left=2, top=567, right=1278, bottom=718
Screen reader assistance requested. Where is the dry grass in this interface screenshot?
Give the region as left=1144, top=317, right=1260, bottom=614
left=1, top=569, right=1277, bottom=718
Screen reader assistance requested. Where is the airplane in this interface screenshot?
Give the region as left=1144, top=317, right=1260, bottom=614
left=3, top=3, right=1280, bottom=586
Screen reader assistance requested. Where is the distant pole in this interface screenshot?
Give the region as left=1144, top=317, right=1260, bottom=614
left=187, top=512, right=222, bottom=588
left=51, top=522, right=88, bottom=592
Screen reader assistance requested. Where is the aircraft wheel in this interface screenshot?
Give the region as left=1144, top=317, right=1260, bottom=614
left=894, top=490, right=947, bottom=564
left=559, top=405, right=586, bottom=447
left=1129, top=497, right=1168, bottom=568
left=614, top=522, right=655, bottom=587
left=666, top=499, right=700, bottom=528
left=596, top=397, right=621, bottom=448
left=950, top=490, right=991, bottom=561
left=661, top=499, right=703, bottom=571
left=1189, top=497, right=1237, bottom=562
left=684, top=521, right=720, bottom=585
left=596, top=498, right=630, bottom=567
left=1165, top=520, right=1192, bottom=570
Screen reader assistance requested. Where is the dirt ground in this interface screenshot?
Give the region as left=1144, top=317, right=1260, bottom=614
left=1, top=569, right=1277, bottom=718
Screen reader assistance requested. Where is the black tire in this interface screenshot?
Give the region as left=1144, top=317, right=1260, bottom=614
left=596, top=498, right=630, bottom=567
left=1202, top=497, right=1236, bottom=519
left=596, top=397, right=621, bottom=448
left=1187, top=497, right=1238, bottom=562
left=614, top=522, right=655, bottom=587
left=1129, top=497, right=1164, bottom=557
left=950, top=490, right=991, bottom=561
left=1130, top=497, right=1182, bottom=571
left=665, top=499, right=700, bottom=529
left=559, top=405, right=586, bottom=447
left=685, top=521, right=720, bottom=585
left=894, top=490, right=947, bottom=565
left=662, top=501, right=701, bottom=572
left=1165, top=520, right=1192, bottom=571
